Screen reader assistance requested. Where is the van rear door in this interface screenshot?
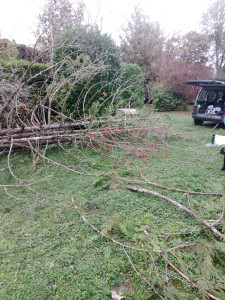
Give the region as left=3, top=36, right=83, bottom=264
left=186, top=80, right=225, bottom=87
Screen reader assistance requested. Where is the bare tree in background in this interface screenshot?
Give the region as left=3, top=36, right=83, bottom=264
left=35, top=0, right=85, bottom=62
left=202, top=0, right=225, bottom=75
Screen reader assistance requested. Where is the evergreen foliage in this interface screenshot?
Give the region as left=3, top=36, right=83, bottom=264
left=0, top=55, right=48, bottom=81
left=116, top=63, right=144, bottom=108
left=151, top=84, right=184, bottom=111
left=120, top=6, right=164, bottom=79
left=53, top=24, right=122, bottom=117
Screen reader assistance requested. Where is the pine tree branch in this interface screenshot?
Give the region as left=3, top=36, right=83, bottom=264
left=127, top=186, right=223, bottom=238
left=72, top=199, right=164, bottom=298
left=123, top=247, right=165, bottom=300
left=167, top=259, right=222, bottom=300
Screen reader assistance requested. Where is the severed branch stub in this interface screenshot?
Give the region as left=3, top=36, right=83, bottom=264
left=127, top=186, right=223, bottom=238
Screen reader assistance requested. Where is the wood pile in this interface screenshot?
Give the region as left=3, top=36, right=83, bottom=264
left=0, top=112, right=165, bottom=151
left=0, top=118, right=154, bottom=151
left=0, top=120, right=111, bottom=151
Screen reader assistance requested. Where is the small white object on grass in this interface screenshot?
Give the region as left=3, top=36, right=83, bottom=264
left=205, top=134, right=225, bottom=147
left=117, top=109, right=138, bottom=121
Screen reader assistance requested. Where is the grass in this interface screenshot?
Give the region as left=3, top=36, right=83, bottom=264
left=0, top=110, right=225, bottom=299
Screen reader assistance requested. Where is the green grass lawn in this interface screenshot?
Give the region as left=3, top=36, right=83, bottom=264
left=0, top=111, right=225, bottom=299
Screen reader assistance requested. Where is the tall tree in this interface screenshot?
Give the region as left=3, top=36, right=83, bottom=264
left=36, top=0, right=85, bottom=61
left=165, top=31, right=209, bottom=64
left=120, top=7, right=164, bottom=79
left=155, top=51, right=212, bottom=102
left=202, top=0, right=225, bottom=74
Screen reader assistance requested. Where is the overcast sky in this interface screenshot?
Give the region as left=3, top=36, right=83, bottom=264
left=0, top=0, right=213, bottom=45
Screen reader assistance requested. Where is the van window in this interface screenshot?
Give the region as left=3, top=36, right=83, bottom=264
left=198, top=90, right=207, bottom=102
left=218, top=91, right=224, bottom=99
left=206, top=91, right=217, bottom=103
left=198, top=90, right=223, bottom=104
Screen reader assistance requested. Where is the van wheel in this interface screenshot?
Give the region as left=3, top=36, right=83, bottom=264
left=194, top=119, right=203, bottom=125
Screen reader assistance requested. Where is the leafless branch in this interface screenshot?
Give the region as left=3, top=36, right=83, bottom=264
left=127, top=186, right=223, bottom=238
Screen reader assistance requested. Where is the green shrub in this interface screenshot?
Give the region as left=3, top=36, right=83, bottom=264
left=151, top=84, right=184, bottom=111
left=53, top=24, right=121, bottom=118
left=0, top=55, right=47, bottom=74
left=0, top=55, right=49, bottom=87
left=0, top=55, right=50, bottom=127
left=117, top=63, right=144, bottom=108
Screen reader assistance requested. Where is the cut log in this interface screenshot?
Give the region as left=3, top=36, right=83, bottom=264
left=0, top=119, right=127, bottom=136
